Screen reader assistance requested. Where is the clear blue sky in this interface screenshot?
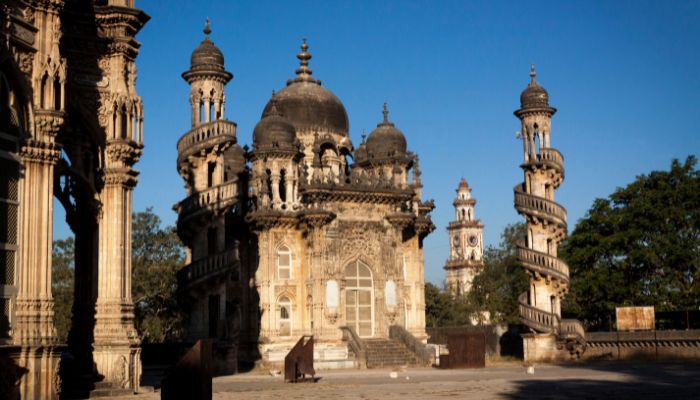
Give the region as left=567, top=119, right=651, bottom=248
left=54, top=0, right=700, bottom=285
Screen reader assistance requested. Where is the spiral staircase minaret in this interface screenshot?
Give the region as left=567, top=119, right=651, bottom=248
left=514, top=65, right=585, bottom=359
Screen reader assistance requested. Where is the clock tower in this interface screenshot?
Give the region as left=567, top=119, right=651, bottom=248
left=444, top=178, right=485, bottom=296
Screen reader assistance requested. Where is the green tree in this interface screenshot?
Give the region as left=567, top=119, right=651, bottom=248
left=425, top=223, right=528, bottom=327
left=52, top=237, right=74, bottom=342
left=425, top=282, right=469, bottom=327
left=562, top=156, right=700, bottom=330
left=132, top=208, right=186, bottom=342
left=467, top=223, right=528, bottom=324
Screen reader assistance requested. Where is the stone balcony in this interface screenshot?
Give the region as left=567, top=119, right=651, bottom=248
left=177, top=248, right=239, bottom=291
left=177, top=120, right=237, bottom=163
left=514, top=187, right=567, bottom=229
left=516, top=245, right=569, bottom=283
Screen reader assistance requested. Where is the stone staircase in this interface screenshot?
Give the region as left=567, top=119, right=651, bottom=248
left=363, top=338, right=423, bottom=369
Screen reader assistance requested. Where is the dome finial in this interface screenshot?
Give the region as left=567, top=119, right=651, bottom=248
left=530, top=64, right=536, bottom=83
left=295, top=37, right=314, bottom=81
left=204, top=17, right=211, bottom=36
left=268, top=90, right=282, bottom=116
left=382, top=102, right=389, bottom=123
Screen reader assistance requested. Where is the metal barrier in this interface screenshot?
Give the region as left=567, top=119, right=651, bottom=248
left=161, top=339, right=212, bottom=400
left=284, top=335, right=315, bottom=383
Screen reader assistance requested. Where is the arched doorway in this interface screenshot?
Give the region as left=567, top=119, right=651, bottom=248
left=344, top=260, right=373, bottom=337
left=279, top=296, right=292, bottom=337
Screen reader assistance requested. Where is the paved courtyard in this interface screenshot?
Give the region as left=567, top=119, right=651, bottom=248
left=121, top=361, right=700, bottom=400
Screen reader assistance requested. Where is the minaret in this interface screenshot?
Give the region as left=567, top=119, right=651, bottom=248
left=182, top=18, right=233, bottom=128
left=514, top=66, right=582, bottom=359
left=444, top=178, right=484, bottom=296
left=175, top=20, right=243, bottom=352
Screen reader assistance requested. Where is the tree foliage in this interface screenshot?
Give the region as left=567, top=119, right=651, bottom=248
left=467, top=223, right=528, bottom=324
left=425, top=223, right=528, bottom=327
left=562, top=156, right=700, bottom=330
left=132, top=208, right=186, bottom=343
left=51, top=237, right=74, bottom=342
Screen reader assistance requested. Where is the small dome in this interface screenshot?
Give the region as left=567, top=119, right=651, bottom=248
left=184, top=19, right=231, bottom=81
left=224, top=144, right=246, bottom=176
left=190, top=38, right=225, bottom=71
left=365, top=103, right=407, bottom=159
left=261, top=39, right=349, bottom=136
left=253, top=97, right=297, bottom=150
left=519, top=65, right=549, bottom=109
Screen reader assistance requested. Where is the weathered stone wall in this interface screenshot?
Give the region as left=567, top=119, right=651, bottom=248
left=583, top=330, right=700, bottom=361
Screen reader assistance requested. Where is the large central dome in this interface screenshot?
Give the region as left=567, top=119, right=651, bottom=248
left=261, top=39, right=349, bottom=136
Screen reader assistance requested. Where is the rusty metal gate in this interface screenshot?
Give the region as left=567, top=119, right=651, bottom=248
left=445, top=332, right=485, bottom=368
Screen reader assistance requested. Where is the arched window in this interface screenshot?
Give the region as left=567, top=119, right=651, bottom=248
left=277, top=245, right=291, bottom=279
left=344, top=260, right=373, bottom=337
left=279, top=296, right=291, bottom=336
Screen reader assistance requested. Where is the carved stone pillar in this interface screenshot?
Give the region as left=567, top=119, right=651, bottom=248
left=92, top=140, right=142, bottom=391
left=14, top=110, right=63, bottom=400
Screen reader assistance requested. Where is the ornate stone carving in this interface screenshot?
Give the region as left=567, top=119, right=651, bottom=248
left=114, top=356, right=128, bottom=388
left=20, top=139, right=60, bottom=164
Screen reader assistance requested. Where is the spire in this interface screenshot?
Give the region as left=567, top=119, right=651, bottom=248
left=268, top=90, right=282, bottom=116
left=294, top=38, right=316, bottom=82
left=529, top=64, right=538, bottom=86
left=378, top=102, right=395, bottom=127
left=204, top=17, right=211, bottom=36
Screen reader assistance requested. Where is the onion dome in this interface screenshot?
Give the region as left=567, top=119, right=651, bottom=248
left=253, top=94, right=297, bottom=150
left=354, top=132, right=368, bottom=162
left=224, top=143, right=246, bottom=177
left=183, top=19, right=232, bottom=82
left=365, top=103, right=407, bottom=159
left=519, top=64, right=551, bottom=110
left=261, top=39, right=349, bottom=136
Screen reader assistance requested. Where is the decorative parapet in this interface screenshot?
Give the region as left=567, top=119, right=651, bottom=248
left=518, top=292, right=559, bottom=334
left=176, top=181, right=238, bottom=219
left=514, top=186, right=567, bottom=229
left=177, top=120, right=237, bottom=162
left=516, top=244, right=569, bottom=283
left=177, top=248, right=239, bottom=290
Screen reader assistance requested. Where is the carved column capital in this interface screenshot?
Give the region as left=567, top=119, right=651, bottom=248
left=20, top=138, right=60, bottom=164
left=34, top=109, right=65, bottom=138
left=103, top=167, right=139, bottom=188
left=105, top=139, right=142, bottom=168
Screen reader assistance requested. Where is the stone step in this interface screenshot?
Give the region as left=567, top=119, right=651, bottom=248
left=361, top=338, right=422, bottom=369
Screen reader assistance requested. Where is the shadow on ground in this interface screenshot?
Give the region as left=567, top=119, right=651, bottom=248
left=502, top=361, right=700, bottom=400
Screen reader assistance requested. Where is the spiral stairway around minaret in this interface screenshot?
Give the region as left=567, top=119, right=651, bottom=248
left=175, top=118, right=242, bottom=292
left=514, top=146, right=586, bottom=358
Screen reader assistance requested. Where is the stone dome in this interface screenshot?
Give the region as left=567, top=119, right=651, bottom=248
left=519, top=65, right=550, bottom=109
left=190, top=38, right=225, bottom=71
left=253, top=98, right=297, bottom=149
left=261, top=39, right=349, bottom=136
left=366, top=103, right=407, bottom=158
left=224, top=144, right=246, bottom=176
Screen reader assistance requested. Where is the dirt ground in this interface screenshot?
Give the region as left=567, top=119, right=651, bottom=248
left=119, top=361, right=700, bottom=400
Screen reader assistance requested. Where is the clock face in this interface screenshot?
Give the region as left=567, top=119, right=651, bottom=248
left=468, top=235, right=478, bottom=247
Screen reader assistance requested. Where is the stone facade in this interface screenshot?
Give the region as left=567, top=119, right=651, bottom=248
left=0, top=1, right=148, bottom=398
left=513, top=66, right=585, bottom=361
left=175, top=30, right=435, bottom=369
left=444, top=178, right=484, bottom=297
